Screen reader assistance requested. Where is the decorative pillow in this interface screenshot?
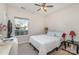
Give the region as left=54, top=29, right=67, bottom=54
left=47, top=31, right=62, bottom=37
left=47, top=31, right=55, bottom=36
left=54, top=32, right=62, bottom=37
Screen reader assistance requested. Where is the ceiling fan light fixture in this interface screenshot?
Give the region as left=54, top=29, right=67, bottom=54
left=41, top=7, right=43, bottom=9
left=44, top=7, right=47, bottom=10
left=34, top=3, right=53, bottom=12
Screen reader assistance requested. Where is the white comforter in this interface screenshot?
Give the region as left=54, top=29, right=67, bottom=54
left=29, top=35, right=62, bottom=55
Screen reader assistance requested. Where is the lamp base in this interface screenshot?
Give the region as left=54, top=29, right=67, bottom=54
left=71, top=40, right=74, bottom=43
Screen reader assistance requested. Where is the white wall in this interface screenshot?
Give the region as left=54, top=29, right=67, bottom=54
left=46, top=4, right=79, bottom=37
left=1, top=4, right=79, bottom=43
left=7, top=6, right=45, bottom=43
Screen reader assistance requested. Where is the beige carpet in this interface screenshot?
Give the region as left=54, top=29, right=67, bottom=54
left=18, top=43, right=72, bottom=55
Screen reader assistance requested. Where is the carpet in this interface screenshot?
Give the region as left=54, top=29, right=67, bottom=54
left=18, top=43, right=72, bottom=55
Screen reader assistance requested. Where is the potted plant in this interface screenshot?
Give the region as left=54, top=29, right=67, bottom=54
left=0, top=24, right=6, bottom=40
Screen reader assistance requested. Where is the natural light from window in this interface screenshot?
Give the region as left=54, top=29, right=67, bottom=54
left=14, top=17, right=29, bottom=36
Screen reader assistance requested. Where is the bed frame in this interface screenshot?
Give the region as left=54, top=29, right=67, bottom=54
left=29, top=43, right=61, bottom=55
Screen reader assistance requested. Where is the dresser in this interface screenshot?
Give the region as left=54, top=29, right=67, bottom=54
left=0, top=37, right=18, bottom=55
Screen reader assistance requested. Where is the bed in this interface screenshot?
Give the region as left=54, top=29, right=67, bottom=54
left=29, top=32, right=63, bottom=55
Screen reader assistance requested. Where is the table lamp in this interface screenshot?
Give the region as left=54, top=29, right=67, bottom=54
left=62, top=32, right=66, bottom=41
left=44, top=27, right=48, bottom=34
left=69, top=31, right=76, bottom=42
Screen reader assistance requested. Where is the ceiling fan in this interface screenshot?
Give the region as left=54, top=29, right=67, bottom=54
left=34, top=3, right=53, bottom=12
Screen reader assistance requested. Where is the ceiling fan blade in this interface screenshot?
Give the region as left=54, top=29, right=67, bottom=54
left=43, top=3, right=46, bottom=5
left=34, top=4, right=41, bottom=6
left=46, top=5, right=53, bottom=7
left=42, top=3, right=46, bottom=6
left=37, top=8, right=41, bottom=11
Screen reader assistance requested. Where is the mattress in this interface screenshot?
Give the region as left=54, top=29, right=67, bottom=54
left=29, top=35, right=62, bottom=55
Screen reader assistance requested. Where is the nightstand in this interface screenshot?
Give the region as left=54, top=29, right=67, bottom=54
left=62, top=40, right=79, bottom=55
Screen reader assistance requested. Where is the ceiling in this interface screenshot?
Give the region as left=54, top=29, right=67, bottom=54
left=7, top=3, right=73, bottom=16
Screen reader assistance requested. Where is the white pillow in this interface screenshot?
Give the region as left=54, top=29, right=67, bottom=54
left=54, top=32, right=62, bottom=37
left=47, top=31, right=62, bottom=37
left=47, top=32, right=55, bottom=36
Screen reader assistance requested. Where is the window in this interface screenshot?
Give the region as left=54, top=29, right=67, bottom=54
left=14, top=17, right=29, bottom=36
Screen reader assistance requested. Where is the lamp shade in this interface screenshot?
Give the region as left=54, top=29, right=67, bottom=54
left=62, top=32, right=66, bottom=41
left=62, top=32, right=66, bottom=38
left=44, top=27, right=48, bottom=30
left=69, top=31, right=76, bottom=42
left=69, top=31, right=76, bottom=36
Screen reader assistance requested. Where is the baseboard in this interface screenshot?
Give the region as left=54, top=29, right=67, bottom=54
left=18, top=41, right=29, bottom=44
